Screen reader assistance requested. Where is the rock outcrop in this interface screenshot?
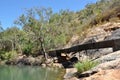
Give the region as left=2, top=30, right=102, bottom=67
left=78, top=22, right=120, bottom=60
left=82, top=69, right=120, bottom=80
left=105, top=28, right=120, bottom=40
left=6, top=55, right=45, bottom=66
left=65, top=22, right=120, bottom=80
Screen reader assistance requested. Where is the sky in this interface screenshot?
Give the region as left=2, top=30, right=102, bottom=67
left=0, top=0, right=98, bottom=29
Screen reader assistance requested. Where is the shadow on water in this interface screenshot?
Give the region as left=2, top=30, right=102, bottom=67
left=0, top=65, right=65, bottom=80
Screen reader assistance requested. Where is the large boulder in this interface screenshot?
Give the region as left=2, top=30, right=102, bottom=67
left=105, top=28, right=120, bottom=40
left=95, top=50, right=120, bottom=63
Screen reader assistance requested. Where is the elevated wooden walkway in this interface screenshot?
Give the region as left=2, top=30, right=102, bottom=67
left=48, top=38, right=120, bottom=57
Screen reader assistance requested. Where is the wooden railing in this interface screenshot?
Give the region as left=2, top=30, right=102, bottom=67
left=48, top=38, right=120, bottom=57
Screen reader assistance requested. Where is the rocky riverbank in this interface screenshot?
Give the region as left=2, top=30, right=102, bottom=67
left=3, top=54, right=63, bottom=68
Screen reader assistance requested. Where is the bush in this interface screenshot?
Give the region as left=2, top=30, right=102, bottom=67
left=74, top=59, right=98, bottom=73
left=22, top=44, right=33, bottom=56
left=1, top=50, right=17, bottom=60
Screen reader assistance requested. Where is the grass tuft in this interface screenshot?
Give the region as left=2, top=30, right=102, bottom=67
left=74, top=59, right=98, bottom=74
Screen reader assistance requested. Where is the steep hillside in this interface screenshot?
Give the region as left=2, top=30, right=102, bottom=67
left=65, top=0, right=120, bottom=47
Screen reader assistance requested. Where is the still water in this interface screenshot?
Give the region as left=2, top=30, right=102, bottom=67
left=0, top=65, right=64, bottom=80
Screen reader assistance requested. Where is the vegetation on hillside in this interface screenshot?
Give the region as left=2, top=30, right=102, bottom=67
left=0, top=0, right=120, bottom=60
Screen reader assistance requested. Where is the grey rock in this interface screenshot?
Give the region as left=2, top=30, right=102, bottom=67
left=95, top=50, right=120, bottom=63
left=105, top=29, right=120, bottom=40
left=64, top=68, right=77, bottom=79
left=87, top=50, right=120, bottom=72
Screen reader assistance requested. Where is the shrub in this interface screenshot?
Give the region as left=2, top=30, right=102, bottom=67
left=22, top=44, right=33, bottom=56
left=74, top=59, right=98, bottom=73
left=1, top=50, right=17, bottom=60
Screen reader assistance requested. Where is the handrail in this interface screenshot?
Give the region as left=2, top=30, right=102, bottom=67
left=48, top=38, right=120, bottom=57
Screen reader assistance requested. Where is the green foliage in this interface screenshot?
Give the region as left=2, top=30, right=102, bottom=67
left=74, top=60, right=98, bottom=73
left=0, top=51, right=17, bottom=60
left=22, top=44, right=33, bottom=56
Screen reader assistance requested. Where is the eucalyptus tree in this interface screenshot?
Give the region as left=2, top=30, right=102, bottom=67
left=14, top=8, right=53, bottom=59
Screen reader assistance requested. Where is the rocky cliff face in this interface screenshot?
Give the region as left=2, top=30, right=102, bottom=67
left=65, top=21, right=120, bottom=80
left=74, top=22, right=120, bottom=60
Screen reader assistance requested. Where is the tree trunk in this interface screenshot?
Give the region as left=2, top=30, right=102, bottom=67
left=39, top=37, right=48, bottom=60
